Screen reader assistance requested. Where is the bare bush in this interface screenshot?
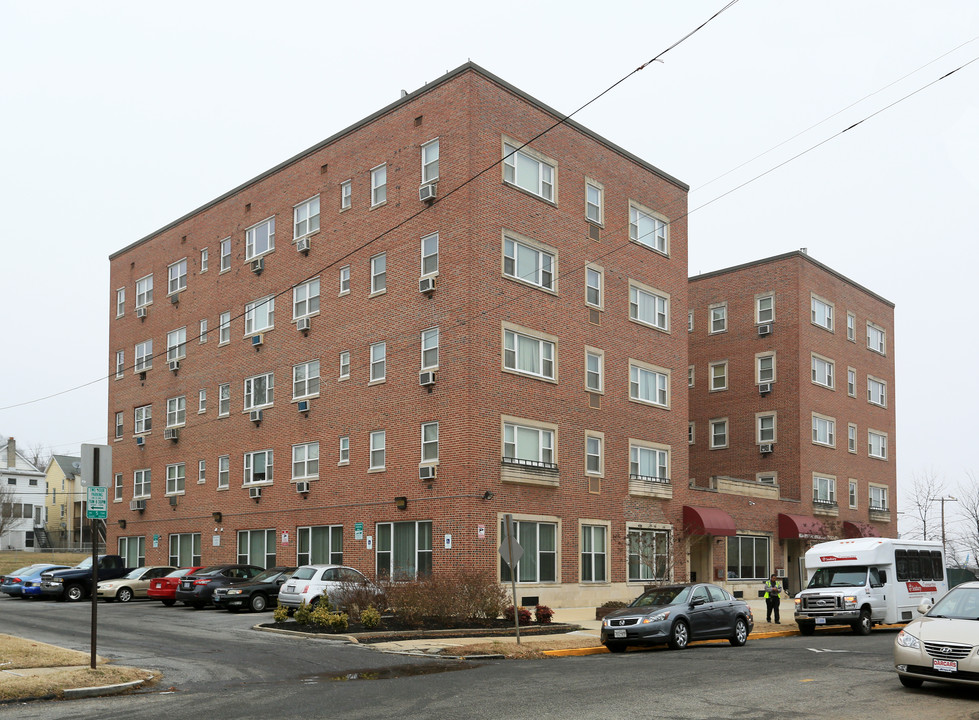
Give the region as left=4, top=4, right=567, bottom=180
left=379, top=568, right=508, bottom=628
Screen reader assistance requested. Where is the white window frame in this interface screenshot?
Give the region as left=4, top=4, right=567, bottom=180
left=757, top=413, right=776, bottom=444
left=165, top=463, right=186, bottom=496
left=709, top=303, right=727, bottom=334
left=868, top=376, right=887, bottom=407
left=199, top=318, right=208, bottom=344
left=245, top=216, right=275, bottom=260
left=503, top=421, right=555, bottom=468
left=135, top=340, right=153, bottom=372
left=421, top=232, right=438, bottom=277
left=503, top=326, right=556, bottom=382
left=220, top=238, right=231, bottom=272
left=869, top=485, right=889, bottom=512
left=370, top=253, right=386, bottom=294
left=166, top=327, right=186, bottom=362
left=243, top=449, right=273, bottom=485
left=339, top=351, right=350, bottom=380
left=812, top=413, right=836, bottom=447
left=629, top=282, right=670, bottom=331
left=218, top=383, right=230, bottom=417
left=339, top=436, right=350, bottom=465
left=244, top=296, right=275, bottom=335
left=421, top=328, right=439, bottom=370
left=293, top=278, right=320, bottom=320
left=370, top=164, right=387, bottom=207
left=369, top=430, right=386, bottom=471
left=846, top=312, right=856, bottom=342
left=200, top=247, right=208, bottom=273
left=868, top=430, right=888, bottom=460
left=219, top=311, right=230, bottom=345
left=849, top=480, right=858, bottom=509
left=166, top=396, right=186, bottom=428
left=757, top=353, right=775, bottom=384
left=243, top=372, right=274, bottom=411
left=585, top=432, right=603, bottom=476
left=116, top=287, right=125, bottom=317
left=503, top=140, right=555, bottom=202
left=133, top=468, right=151, bottom=499
left=114, top=411, right=123, bottom=439
left=218, top=455, right=229, bottom=489
left=867, top=322, right=886, bottom=354
left=811, top=353, right=835, bottom=389
left=421, top=422, right=439, bottom=464
left=848, top=423, right=857, bottom=454
left=585, top=178, right=603, bottom=225
left=293, top=360, right=320, bottom=400
left=370, top=342, right=386, bottom=383
left=629, top=201, right=668, bottom=254
left=581, top=523, right=608, bottom=583
left=198, top=388, right=207, bottom=414
left=811, top=294, right=834, bottom=331
left=585, top=265, right=603, bottom=309
left=630, top=361, right=669, bottom=407
left=135, top=274, right=153, bottom=308
left=340, top=180, right=352, bottom=210
left=710, top=418, right=728, bottom=449
left=115, top=350, right=125, bottom=379
left=503, top=232, right=556, bottom=292
left=339, top=265, right=351, bottom=295
left=585, top=348, right=604, bottom=393
left=710, top=361, right=728, bottom=392
left=168, top=258, right=187, bottom=295
left=847, top=367, right=856, bottom=397
left=198, top=459, right=206, bottom=484
left=293, top=195, right=320, bottom=240
left=292, top=442, right=319, bottom=480
left=813, top=475, right=836, bottom=506
left=629, top=442, right=669, bottom=483
left=114, top=473, right=123, bottom=501
left=421, top=138, right=439, bottom=185
left=756, top=294, right=774, bottom=324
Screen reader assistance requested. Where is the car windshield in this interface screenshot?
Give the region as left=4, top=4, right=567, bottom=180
left=806, top=566, right=868, bottom=588
left=928, top=587, right=979, bottom=620
left=291, top=567, right=321, bottom=581
left=630, top=586, right=691, bottom=607
left=122, top=568, right=147, bottom=579
left=74, top=557, right=94, bottom=570
left=8, top=565, right=37, bottom=576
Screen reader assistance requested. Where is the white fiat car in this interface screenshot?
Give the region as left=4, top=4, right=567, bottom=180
left=276, top=564, right=376, bottom=611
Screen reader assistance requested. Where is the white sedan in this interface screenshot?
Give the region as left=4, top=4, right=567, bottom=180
left=96, top=566, right=176, bottom=603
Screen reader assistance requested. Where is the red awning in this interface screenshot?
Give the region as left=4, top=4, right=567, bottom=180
left=778, top=513, right=831, bottom=541
left=843, top=521, right=882, bottom=539
left=683, top=506, right=736, bottom=537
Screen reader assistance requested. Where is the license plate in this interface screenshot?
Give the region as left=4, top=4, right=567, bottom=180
left=934, top=659, right=957, bottom=673
left=815, top=617, right=826, bottom=624
left=614, top=629, right=626, bottom=639
left=285, top=584, right=294, bottom=592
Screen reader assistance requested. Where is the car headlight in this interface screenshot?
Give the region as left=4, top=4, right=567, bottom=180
left=642, top=611, right=670, bottom=624
left=227, top=589, right=243, bottom=595
left=843, top=596, right=857, bottom=609
left=794, top=598, right=800, bottom=606
left=896, top=630, right=920, bottom=649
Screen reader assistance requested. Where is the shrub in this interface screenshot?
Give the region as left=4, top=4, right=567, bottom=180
left=360, top=605, right=382, bottom=629
left=333, top=580, right=384, bottom=621
left=534, top=605, right=554, bottom=624
left=328, top=611, right=349, bottom=632
left=272, top=604, right=289, bottom=623
left=379, top=568, right=507, bottom=628
left=503, top=605, right=532, bottom=625
left=310, top=603, right=334, bottom=628
left=294, top=600, right=312, bottom=626
left=314, top=595, right=334, bottom=612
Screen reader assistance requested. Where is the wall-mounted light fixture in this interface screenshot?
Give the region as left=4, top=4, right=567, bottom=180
left=482, top=491, right=494, bottom=501
left=395, top=496, right=408, bottom=511
left=118, top=519, right=127, bottom=529
left=212, top=511, right=222, bottom=523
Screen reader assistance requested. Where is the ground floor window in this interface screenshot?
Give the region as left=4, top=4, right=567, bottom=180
left=376, top=521, right=431, bottom=580
left=297, top=525, right=343, bottom=566
left=237, top=528, right=275, bottom=568
left=581, top=525, right=607, bottom=582
left=169, top=532, right=201, bottom=567
left=500, top=520, right=557, bottom=583
left=628, top=528, right=670, bottom=582
left=727, top=535, right=769, bottom=581
left=118, top=536, right=146, bottom=567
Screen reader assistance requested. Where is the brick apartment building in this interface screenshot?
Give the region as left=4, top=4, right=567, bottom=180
left=687, top=251, right=896, bottom=595
left=106, top=62, right=693, bottom=608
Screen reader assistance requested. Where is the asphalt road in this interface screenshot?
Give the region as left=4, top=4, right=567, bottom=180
left=2, top=596, right=977, bottom=719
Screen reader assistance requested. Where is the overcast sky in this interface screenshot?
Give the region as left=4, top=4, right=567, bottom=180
left=1, top=1, right=976, bottom=537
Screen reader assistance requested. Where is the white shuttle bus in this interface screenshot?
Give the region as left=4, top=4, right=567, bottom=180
left=794, top=538, right=947, bottom=636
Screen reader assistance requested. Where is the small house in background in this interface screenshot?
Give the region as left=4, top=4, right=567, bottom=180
left=0, top=437, right=46, bottom=551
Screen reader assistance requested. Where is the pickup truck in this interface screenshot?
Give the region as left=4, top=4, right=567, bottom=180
left=40, top=555, right=134, bottom=602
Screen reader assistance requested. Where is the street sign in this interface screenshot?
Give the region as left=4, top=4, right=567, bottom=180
left=86, top=486, right=108, bottom=520
left=355, top=522, right=364, bottom=540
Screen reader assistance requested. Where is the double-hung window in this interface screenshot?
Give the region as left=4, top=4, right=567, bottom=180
left=135, top=340, right=153, bottom=372
left=812, top=414, right=836, bottom=447
left=867, top=323, right=886, bottom=354
left=585, top=267, right=602, bottom=308
left=244, top=372, right=274, bottom=410
left=629, top=202, right=668, bottom=254
left=370, top=253, right=386, bottom=294
left=245, top=217, right=275, bottom=260
left=135, top=274, right=153, bottom=308
left=370, top=342, right=386, bottom=382
left=338, top=436, right=349, bottom=464
left=168, top=259, right=187, bottom=294
left=218, top=383, right=230, bottom=416
left=629, top=284, right=669, bottom=330
left=421, top=422, right=438, bottom=463
left=630, top=445, right=668, bottom=482
left=198, top=388, right=207, bottom=413
left=166, top=463, right=185, bottom=495
left=758, top=414, right=776, bottom=443
left=199, top=318, right=208, bottom=344
left=811, top=354, right=834, bottom=388
left=848, top=423, right=857, bottom=453
left=294, top=196, right=320, bottom=239
left=581, top=525, right=607, bottom=582
left=847, top=367, right=856, bottom=397
left=220, top=238, right=231, bottom=271
left=585, top=350, right=603, bottom=392
left=503, top=234, right=555, bottom=291
left=134, top=469, right=151, bottom=499
left=421, top=328, right=439, bottom=370
left=292, top=442, right=319, bottom=480
left=198, top=460, right=206, bottom=483
left=200, top=248, right=208, bottom=272
left=340, top=180, right=352, bottom=210
left=813, top=475, right=836, bottom=506
left=293, top=360, right=320, bottom=399
left=339, top=351, right=350, bottom=379
left=756, top=295, right=774, bottom=324
left=757, top=354, right=775, bottom=384
left=421, top=232, right=438, bottom=276
left=811, top=295, right=834, bottom=331
left=219, top=311, right=230, bottom=344
left=218, top=456, right=229, bottom=488
left=585, top=180, right=603, bottom=224
left=114, top=412, right=124, bottom=439
left=710, top=419, right=728, bottom=449
left=244, top=450, right=273, bottom=484
left=870, top=486, right=888, bottom=511
left=166, top=396, right=185, bottom=427
left=503, top=328, right=555, bottom=381
left=293, top=278, right=320, bottom=319
left=369, top=431, right=386, bottom=470
left=115, top=350, right=125, bottom=379
left=503, top=141, right=554, bottom=201
left=846, top=312, right=856, bottom=342
left=167, top=327, right=186, bottom=362
left=849, top=480, right=858, bottom=508
left=370, top=164, right=387, bottom=206
left=868, top=376, right=887, bottom=407
left=503, top=423, right=554, bottom=468
left=421, top=139, right=439, bottom=184
left=709, top=304, right=727, bottom=333
left=630, top=363, right=668, bottom=406
left=628, top=528, right=669, bottom=582
left=339, top=265, right=350, bottom=295
left=710, top=361, right=728, bottom=391
left=116, top=288, right=125, bottom=317
left=585, top=434, right=603, bottom=475
left=244, top=296, right=274, bottom=335
left=868, top=431, right=887, bottom=459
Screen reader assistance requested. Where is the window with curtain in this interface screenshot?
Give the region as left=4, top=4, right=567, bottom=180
left=237, top=528, right=275, bottom=567
left=500, top=520, right=557, bottom=583
left=727, top=535, right=769, bottom=580
left=376, top=521, right=432, bottom=580
left=628, top=528, right=670, bottom=582
left=297, top=525, right=343, bottom=566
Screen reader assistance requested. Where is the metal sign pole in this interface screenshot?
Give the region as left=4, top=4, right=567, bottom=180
left=90, top=447, right=99, bottom=670
left=504, top=514, right=520, bottom=645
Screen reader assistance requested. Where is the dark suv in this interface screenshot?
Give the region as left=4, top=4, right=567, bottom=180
left=174, top=564, right=264, bottom=608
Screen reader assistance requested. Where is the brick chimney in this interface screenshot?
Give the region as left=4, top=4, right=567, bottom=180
left=6, top=436, right=15, bottom=469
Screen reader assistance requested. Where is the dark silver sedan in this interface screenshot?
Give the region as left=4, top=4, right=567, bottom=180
left=601, top=583, right=753, bottom=653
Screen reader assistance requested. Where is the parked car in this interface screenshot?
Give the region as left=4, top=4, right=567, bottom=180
left=148, top=567, right=204, bottom=606
left=277, top=564, right=375, bottom=611
left=212, top=566, right=298, bottom=612
left=1, top=564, right=69, bottom=597
left=96, top=566, right=177, bottom=603
left=600, top=583, right=754, bottom=653
left=174, top=565, right=264, bottom=608
left=39, top=555, right=134, bottom=601
left=895, top=580, right=979, bottom=689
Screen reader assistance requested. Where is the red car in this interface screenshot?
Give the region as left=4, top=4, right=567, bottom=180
left=148, top=567, right=203, bottom=606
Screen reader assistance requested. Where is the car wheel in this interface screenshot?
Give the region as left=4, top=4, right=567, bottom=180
left=798, top=622, right=815, bottom=636
left=899, top=675, right=923, bottom=689
left=191, top=602, right=205, bottom=610
left=249, top=593, right=268, bottom=612
left=117, top=587, right=134, bottom=603
left=853, top=609, right=872, bottom=636
left=729, top=617, right=748, bottom=647
left=668, top=620, right=690, bottom=650
left=65, top=584, right=85, bottom=602
left=604, top=642, right=627, bottom=653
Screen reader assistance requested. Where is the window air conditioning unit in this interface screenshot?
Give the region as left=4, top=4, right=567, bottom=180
left=758, top=383, right=772, bottom=395
left=419, top=371, right=436, bottom=387
left=169, top=495, right=178, bottom=506
left=297, top=317, right=310, bottom=333
left=419, top=465, right=437, bottom=481
left=297, top=237, right=310, bottom=255
left=297, top=400, right=309, bottom=414
left=249, top=410, right=263, bottom=424
left=419, top=183, right=437, bottom=202
left=758, top=324, right=772, bottom=337
left=136, top=307, right=147, bottom=319
left=419, top=277, right=436, bottom=294
left=296, top=481, right=310, bottom=494
left=251, top=334, right=264, bottom=348
left=169, top=360, right=180, bottom=372
left=130, top=499, right=145, bottom=511
left=164, top=428, right=179, bottom=441
left=170, top=293, right=180, bottom=305
left=759, top=444, right=774, bottom=455
left=249, top=486, right=263, bottom=500
left=136, top=436, right=145, bottom=447
left=775, top=568, right=787, bottom=578
left=251, top=257, right=264, bottom=275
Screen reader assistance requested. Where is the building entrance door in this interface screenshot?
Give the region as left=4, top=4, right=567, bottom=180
left=688, top=535, right=711, bottom=584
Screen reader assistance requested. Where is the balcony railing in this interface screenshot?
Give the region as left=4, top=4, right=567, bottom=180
left=630, top=474, right=671, bottom=485
left=813, top=498, right=838, bottom=508
left=501, top=457, right=558, bottom=471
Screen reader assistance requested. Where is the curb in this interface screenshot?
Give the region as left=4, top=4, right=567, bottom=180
left=63, top=674, right=156, bottom=699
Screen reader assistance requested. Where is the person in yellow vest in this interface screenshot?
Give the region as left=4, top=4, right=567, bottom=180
left=764, top=574, right=785, bottom=623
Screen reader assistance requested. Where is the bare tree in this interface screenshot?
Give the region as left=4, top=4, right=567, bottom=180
left=25, top=440, right=50, bottom=472
left=951, top=472, right=979, bottom=568
left=901, top=470, right=947, bottom=541
left=0, top=482, right=17, bottom=543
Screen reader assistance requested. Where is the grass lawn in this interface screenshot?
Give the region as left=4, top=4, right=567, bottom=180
left=0, top=551, right=90, bottom=577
